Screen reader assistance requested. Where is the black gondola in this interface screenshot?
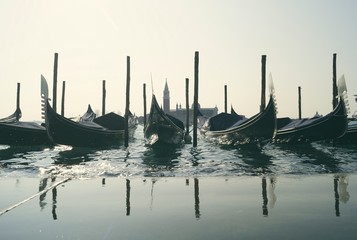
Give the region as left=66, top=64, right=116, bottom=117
left=0, top=82, right=51, bottom=146
left=144, top=94, right=186, bottom=146
left=0, top=108, right=50, bottom=145
left=335, top=81, right=357, bottom=144
left=336, top=120, right=357, bottom=143
left=41, top=75, right=136, bottom=147
left=200, top=93, right=277, bottom=145
left=274, top=76, right=348, bottom=143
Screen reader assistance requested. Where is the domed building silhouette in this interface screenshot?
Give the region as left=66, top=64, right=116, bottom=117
left=162, top=81, right=218, bottom=126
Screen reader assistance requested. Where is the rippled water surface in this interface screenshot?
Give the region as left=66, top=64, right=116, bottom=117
left=1, top=125, right=357, bottom=179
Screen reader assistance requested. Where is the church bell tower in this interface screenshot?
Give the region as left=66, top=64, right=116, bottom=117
left=163, top=80, right=170, bottom=113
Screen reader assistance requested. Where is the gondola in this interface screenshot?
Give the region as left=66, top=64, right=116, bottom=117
left=200, top=93, right=277, bottom=145
left=0, top=82, right=51, bottom=146
left=41, top=75, right=136, bottom=147
left=335, top=81, right=357, bottom=144
left=144, top=94, right=186, bottom=146
left=0, top=108, right=51, bottom=145
left=335, top=120, right=357, bottom=144
left=274, top=76, right=348, bottom=143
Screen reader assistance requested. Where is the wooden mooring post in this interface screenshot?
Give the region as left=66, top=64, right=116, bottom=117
left=61, top=81, right=66, bottom=116
left=298, top=86, right=302, bottom=119
left=16, top=83, right=20, bottom=120
left=224, top=85, right=227, bottom=113
left=332, top=53, right=338, bottom=109
left=260, top=55, right=266, bottom=112
left=185, top=78, right=192, bottom=143
left=53, top=53, right=58, bottom=113
left=186, top=78, right=190, bottom=136
left=124, top=56, right=131, bottom=147
left=143, top=83, right=147, bottom=127
left=193, top=51, right=199, bottom=147
left=102, top=80, right=106, bottom=116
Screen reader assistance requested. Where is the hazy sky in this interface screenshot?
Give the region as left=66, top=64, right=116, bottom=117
left=1, top=0, right=356, bottom=121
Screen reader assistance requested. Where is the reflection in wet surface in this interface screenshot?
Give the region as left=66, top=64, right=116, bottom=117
left=1, top=175, right=356, bottom=240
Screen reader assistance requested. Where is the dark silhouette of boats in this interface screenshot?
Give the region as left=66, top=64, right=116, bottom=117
left=144, top=94, right=186, bottom=146
left=41, top=75, right=136, bottom=147
left=0, top=110, right=50, bottom=145
left=274, top=76, right=348, bottom=143
left=200, top=93, right=277, bottom=145
left=0, top=83, right=50, bottom=146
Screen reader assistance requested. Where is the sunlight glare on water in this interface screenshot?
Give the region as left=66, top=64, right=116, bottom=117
left=1, top=125, right=357, bottom=179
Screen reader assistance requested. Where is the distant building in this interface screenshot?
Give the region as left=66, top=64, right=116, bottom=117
left=163, top=80, right=170, bottom=113
left=163, top=81, right=218, bottom=126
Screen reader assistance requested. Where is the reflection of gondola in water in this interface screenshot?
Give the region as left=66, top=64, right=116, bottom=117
left=277, top=142, right=340, bottom=173
left=55, top=146, right=98, bottom=165
left=334, top=174, right=350, bottom=217
left=142, top=145, right=181, bottom=171
left=39, top=177, right=59, bottom=220
left=0, top=145, right=49, bottom=160
left=231, top=144, right=273, bottom=175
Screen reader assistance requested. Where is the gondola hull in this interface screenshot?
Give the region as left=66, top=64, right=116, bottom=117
left=335, top=120, right=357, bottom=144
left=200, top=95, right=277, bottom=145
left=0, top=122, right=50, bottom=145
left=45, top=101, right=134, bottom=147
left=274, top=98, right=347, bottom=143
left=144, top=95, right=186, bottom=146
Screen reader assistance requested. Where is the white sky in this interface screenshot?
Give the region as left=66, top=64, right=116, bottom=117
left=0, top=0, right=357, bottom=121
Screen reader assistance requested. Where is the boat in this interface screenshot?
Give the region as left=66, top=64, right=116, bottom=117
left=41, top=75, right=136, bottom=147
left=0, top=83, right=51, bottom=146
left=0, top=108, right=51, bottom=145
left=274, top=76, right=348, bottom=143
left=200, top=92, right=277, bottom=145
left=200, top=76, right=277, bottom=145
left=144, top=94, right=186, bottom=146
left=335, top=82, right=357, bottom=144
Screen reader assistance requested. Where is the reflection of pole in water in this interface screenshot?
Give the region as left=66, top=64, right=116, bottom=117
left=51, top=177, right=57, bottom=220
left=262, top=177, right=268, bottom=217
left=39, top=178, right=48, bottom=210
left=150, top=179, right=156, bottom=211
left=194, top=178, right=201, bottom=219
left=334, top=176, right=340, bottom=217
left=126, top=179, right=131, bottom=216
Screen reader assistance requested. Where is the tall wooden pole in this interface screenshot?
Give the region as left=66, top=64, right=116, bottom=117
left=224, top=85, right=227, bottom=113
left=332, top=53, right=338, bottom=109
left=102, top=80, right=106, bottom=116
left=53, top=53, right=58, bottom=113
left=193, top=51, right=199, bottom=147
left=124, top=56, right=130, bottom=147
left=16, top=83, right=20, bottom=120
left=260, top=55, right=266, bottom=112
left=61, top=81, right=66, bottom=116
left=143, top=83, right=147, bottom=127
left=185, top=78, right=190, bottom=136
left=298, top=86, right=301, bottom=119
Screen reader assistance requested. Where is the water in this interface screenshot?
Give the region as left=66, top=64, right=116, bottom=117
left=1, top=125, right=357, bottom=239
left=1, top=125, right=357, bottom=179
